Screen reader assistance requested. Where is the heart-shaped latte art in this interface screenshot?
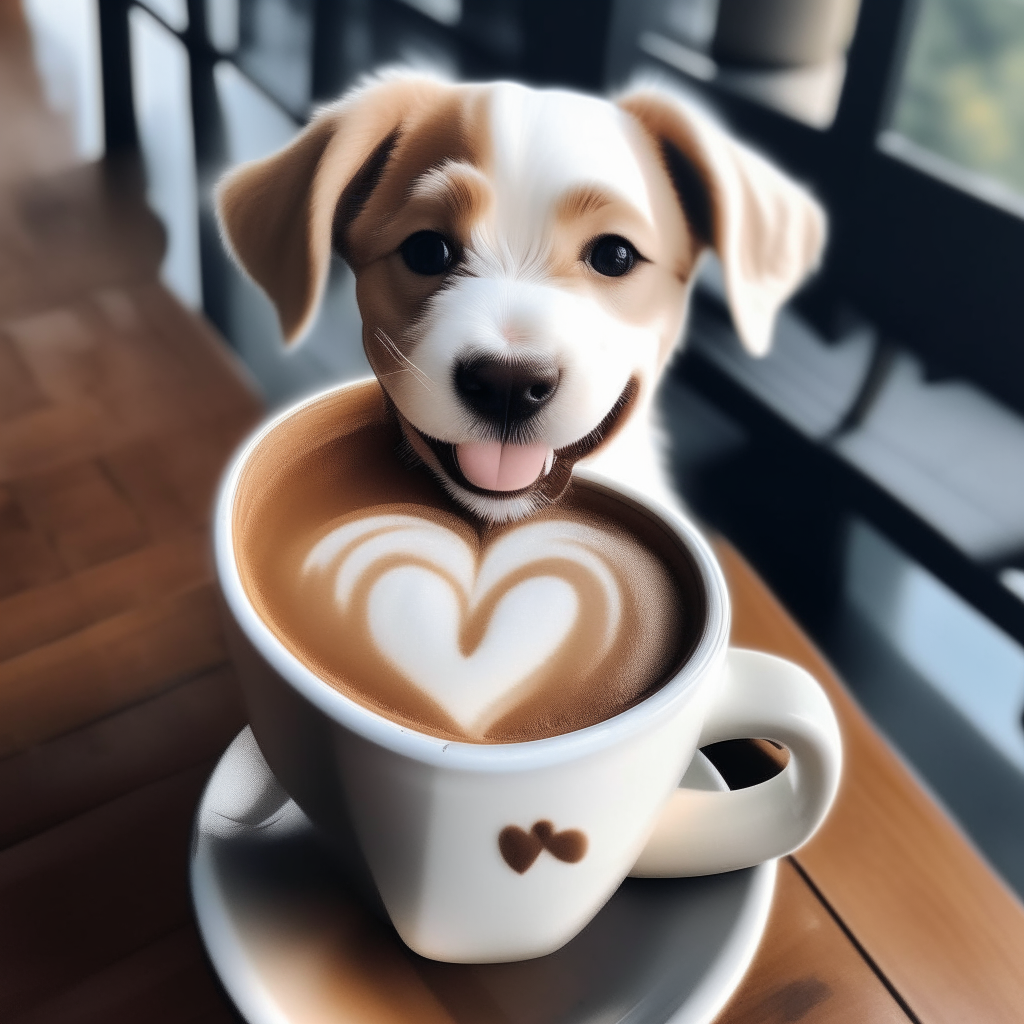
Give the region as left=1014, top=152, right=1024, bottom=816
left=303, top=515, right=623, bottom=738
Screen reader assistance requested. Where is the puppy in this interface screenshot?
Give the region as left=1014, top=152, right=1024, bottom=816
left=217, top=71, right=824, bottom=521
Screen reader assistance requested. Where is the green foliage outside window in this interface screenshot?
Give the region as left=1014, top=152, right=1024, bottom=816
left=891, top=0, right=1024, bottom=195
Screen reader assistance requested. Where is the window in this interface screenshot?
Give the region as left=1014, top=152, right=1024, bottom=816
left=887, top=0, right=1024, bottom=207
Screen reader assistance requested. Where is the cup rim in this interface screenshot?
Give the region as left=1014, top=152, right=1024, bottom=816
left=214, top=379, right=731, bottom=772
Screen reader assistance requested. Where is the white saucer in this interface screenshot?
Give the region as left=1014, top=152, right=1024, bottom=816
left=191, top=728, right=776, bottom=1024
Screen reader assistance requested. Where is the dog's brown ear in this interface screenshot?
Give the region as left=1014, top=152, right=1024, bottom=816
left=618, top=87, right=826, bottom=356
left=216, top=76, right=428, bottom=343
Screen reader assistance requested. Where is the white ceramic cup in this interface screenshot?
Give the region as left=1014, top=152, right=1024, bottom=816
left=213, top=383, right=842, bottom=964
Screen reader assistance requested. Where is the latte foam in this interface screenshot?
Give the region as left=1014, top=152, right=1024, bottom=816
left=233, top=381, right=705, bottom=743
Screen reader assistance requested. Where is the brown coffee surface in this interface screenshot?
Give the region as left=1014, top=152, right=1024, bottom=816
left=233, top=381, right=706, bottom=743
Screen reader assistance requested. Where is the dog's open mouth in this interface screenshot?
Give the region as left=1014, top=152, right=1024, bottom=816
left=402, top=377, right=639, bottom=505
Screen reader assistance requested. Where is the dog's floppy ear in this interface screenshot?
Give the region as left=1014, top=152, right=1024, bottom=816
left=216, top=75, right=428, bottom=343
left=618, top=86, right=826, bottom=356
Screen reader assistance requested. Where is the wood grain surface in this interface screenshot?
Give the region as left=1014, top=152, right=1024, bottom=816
left=720, top=545, right=1024, bottom=1023
left=1, top=3, right=1022, bottom=1021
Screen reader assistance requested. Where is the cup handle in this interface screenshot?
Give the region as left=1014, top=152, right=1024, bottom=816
left=630, top=648, right=842, bottom=877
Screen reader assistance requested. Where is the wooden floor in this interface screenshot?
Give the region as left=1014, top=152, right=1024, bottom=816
left=1, top=4, right=1023, bottom=1022
left=0, top=5, right=258, bottom=1019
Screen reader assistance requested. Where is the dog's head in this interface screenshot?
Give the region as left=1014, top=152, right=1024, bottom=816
left=217, top=72, right=824, bottom=521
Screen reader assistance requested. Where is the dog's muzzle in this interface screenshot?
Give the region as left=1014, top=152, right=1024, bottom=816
left=400, top=377, right=640, bottom=507
left=448, top=354, right=560, bottom=491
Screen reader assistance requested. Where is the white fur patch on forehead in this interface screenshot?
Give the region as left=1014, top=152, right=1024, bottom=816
left=485, top=83, right=654, bottom=251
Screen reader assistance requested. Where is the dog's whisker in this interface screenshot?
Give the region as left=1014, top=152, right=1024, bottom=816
left=379, top=340, right=430, bottom=388
left=375, top=328, right=434, bottom=392
left=371, top=362, right=419, bottom=381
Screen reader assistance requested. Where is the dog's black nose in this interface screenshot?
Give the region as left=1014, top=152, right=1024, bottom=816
left=454, top=356, right=560, bottom=427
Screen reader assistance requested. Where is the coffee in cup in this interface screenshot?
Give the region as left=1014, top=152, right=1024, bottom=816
left=232, top=380, right=706, bottom=743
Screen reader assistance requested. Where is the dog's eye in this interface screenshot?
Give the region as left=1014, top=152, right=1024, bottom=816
left=400, top=231, right=455, bottom=275
left=588, top=235, right=640, bottom=278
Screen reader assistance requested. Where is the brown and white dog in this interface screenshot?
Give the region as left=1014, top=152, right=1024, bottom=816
left=217, top=70, right=825, bottom=522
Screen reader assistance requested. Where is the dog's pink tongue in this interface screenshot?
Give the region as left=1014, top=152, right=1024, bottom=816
left=456, top=442, right=551, bottom=491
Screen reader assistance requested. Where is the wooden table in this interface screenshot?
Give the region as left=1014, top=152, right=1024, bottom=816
left=2, top=5, right=1024, bottom=1020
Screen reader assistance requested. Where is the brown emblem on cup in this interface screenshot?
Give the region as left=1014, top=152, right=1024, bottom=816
left=498, top=820, right=588, bottom=874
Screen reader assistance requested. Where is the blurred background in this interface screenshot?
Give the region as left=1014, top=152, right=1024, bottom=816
left=10, top=0, right=1024, bottom=896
